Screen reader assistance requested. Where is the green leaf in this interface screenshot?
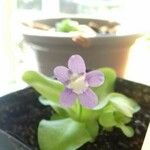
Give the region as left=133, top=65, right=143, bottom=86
left=98, top=103, right=117, bottom=128
left=38, top=118, right=92, bottom=150
left=98, top=102, right=131, bottom=127
left=79, top=107, right=98, bottom=122
left=85, top=121, right=99, bottom=138
left=39, top=96, right=69, bottom=117
left=94, top=97, right=109, bottom=110
left=109, top=93, right=140, bottom=117
left=39, top=96, right=59, bottom=107
left=114, top=111, right=131, bottom=124
left=22, top=71, right=64, bottom=103
left=98, top=111, right=117, bottom=128
left=50, top=113, right=68, bottom=120
left=117, top=124, right=134, bottom=137
left=93, top=68, right=116, bottom=100
left=56, top=19, right=79, bottom=32
left=66, top=97, right=110, bottom=123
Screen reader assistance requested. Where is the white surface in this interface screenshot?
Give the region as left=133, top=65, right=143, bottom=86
left=142, top=123, right=150, bottom=150
left=124, top=38, right=150, bottom=86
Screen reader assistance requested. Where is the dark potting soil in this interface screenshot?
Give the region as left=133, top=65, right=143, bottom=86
left=79, top=107, right=150, bottom=150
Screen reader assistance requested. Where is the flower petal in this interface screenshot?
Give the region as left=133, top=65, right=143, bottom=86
left=79, top=88, right=98, bottom=108
left=86, top=70, right=104, bottom=87
left=60, top=88, right=77, bottom=107
left=54, top=66, right=69, bottom=83
left=68, top=55, right=86, bottom=74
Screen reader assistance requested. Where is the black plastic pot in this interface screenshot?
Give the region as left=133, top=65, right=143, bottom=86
left=0, top=78, right=149, bottom=150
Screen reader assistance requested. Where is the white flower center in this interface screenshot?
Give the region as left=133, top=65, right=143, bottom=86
left=67, top=74, right=88, bottom=94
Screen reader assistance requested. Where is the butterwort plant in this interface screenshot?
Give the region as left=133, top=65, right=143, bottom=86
left=23, top=54, right=140, bottom=150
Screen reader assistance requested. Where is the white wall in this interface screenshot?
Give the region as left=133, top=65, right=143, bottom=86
left=42, top=0, right=60, bottom=17
left=0, top=0, right=16, bottom=85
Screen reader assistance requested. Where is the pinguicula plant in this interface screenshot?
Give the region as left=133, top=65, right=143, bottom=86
left=23, top=54, right=140, bottom=150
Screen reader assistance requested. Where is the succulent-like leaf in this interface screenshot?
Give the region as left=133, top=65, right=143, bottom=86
left=114, top=111, right=131, bottom=124
left=109, top=93, right=140, bottom=117
left=22, top=71, right=64, bottom=103
left=99, top=111, right=117, bottom=128
left=38, top=118, right=92, bottom=150
left=56, top=19, right=79, bottom=32
left=39, top=96, right=69, bottom=117
left=93, top=68, right=116, bottom=100
left=117, top=124, right=134, bottom=137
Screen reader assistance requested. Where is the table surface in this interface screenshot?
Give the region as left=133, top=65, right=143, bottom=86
left=141, top=123, right=150, bottom=150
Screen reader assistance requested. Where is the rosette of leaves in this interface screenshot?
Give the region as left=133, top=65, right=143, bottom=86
left=56, top=19, right=79, bottom=32
left=23, top=68, right=140, bottom=150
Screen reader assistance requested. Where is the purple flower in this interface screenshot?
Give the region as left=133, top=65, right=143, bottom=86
left=54, top=55, right=104, bottom=108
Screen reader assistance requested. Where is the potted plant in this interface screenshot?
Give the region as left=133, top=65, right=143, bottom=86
left=0, top=54, right=149, bottom=150
left=22, top=17, right=142, bottom=77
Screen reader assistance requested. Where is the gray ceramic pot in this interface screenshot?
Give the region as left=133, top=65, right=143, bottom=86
left=22, top=17, right=141, bottom=77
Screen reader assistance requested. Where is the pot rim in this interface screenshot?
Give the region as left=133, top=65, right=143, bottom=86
left=22, top=17, right=143, bottom=39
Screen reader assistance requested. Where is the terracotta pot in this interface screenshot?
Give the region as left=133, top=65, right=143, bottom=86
left=22, top=17, right=141, bottom=77
left=0, top=78, right=149, bottom=149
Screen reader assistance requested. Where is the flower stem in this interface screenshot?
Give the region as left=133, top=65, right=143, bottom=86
left=76, top=100, right=82, bottom=121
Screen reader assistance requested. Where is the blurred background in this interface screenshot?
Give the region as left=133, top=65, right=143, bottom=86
left=0, top=0, right=150, bottom=95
